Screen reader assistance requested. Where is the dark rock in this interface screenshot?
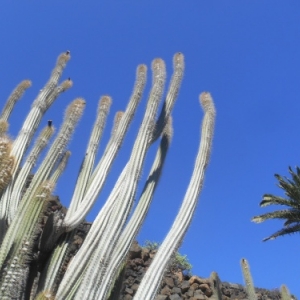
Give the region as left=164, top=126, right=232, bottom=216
left=128, top=241, right=142, bottom=259
left=161, top=285, right=171, bottom=296
left=191, top=294, right=206, bottom=300
left=190, top=283, right=199, bottom=290
left=165, top=277, right=175, bottom=288
left=155, top=295, right=168, bottom=300
left=181, top=280, right=190, bottom=293
left=172, top=287, right=181, bottom=294
left=169, top=294, right=182, bottom=300
left=199, top=283, right=212, bottom=297
left=124, top=288, right=133, bottom=295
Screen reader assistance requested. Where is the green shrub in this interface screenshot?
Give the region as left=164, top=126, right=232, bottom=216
left=143, top=240, right=192, bottom=274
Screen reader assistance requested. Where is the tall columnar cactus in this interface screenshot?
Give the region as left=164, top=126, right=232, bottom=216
left=240, top=258, right=257, bottom=300
left=0, top=51, right=215, bottom=299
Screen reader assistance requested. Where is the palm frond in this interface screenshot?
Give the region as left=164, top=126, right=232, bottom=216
left=252, top=209, right=300, bottom=224
left=263, top=223, right=300, bottom=241
left=260, top=195, right=300, bottom=209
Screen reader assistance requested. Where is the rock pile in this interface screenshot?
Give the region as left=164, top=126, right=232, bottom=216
left=113, top=241, right=295, bottom=300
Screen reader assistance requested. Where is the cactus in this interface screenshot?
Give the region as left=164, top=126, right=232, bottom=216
left=281, top=284, right=292, bottom=300
left=210, top=272, right=222, bottom=300
left=240, top=258, right=257, bottom=300
left=0, top=51, right=215, bottom=299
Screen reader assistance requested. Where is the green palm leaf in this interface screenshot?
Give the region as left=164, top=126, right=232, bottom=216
left=252, top=166, right=300, bottom=241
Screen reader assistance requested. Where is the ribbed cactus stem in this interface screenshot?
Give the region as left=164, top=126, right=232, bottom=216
left=10, top=52, right=70, bottom=174
left=45, top=79, right=73, bottom=108
left=63, top=65, right=147, bottom=231
left=0, top=239, right=31, bottom=299
left=134, top=92, right=215, bottom=300
left=49, top=150, right=71, bottom=184
left=0, top=136, right=14, bottom=193
left=240, top=258, right=257, bottom=300
left=0, top=52, right=71, bottom=232
left=88, top=64, right=147, bottom=186
left=57, top=60, right=164, bottom=299
left=0, top=80, right=31, bottom=122
left=67, top=95, right=111, bottom=216
left=37, top=228, right=77, bottom=295
left=280, top=284, right=291, bottom=300
left=0, top=100, right=84, bottom=261
left=111, top=111, right=124, bottom=137
left=8, top=125, right=55, bottom=223
left=0, top=181, right=54, bottom=271
left=76, top=58, right=166, bottom=300
left=21, top=99, right=85, bottom=205
left=210, top=272, right=222, bottom=300
left=151, top=52, right=184, bottom=143
left=96, top=118, right=172, bottom=300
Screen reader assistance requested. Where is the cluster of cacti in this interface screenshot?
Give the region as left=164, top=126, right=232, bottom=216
left=206, top=260, right=293, bottom=300
left=0, top=51, right=216, bottom=299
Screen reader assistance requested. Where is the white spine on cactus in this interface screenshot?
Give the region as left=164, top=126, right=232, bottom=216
left=133, top=92, right=215, bottom=300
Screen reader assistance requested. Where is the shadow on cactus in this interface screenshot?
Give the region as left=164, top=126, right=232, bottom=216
left=0, top=51, right=215, bottom=299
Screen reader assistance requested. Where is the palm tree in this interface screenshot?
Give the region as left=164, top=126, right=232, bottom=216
left=252, top=166, right=300, bottom=241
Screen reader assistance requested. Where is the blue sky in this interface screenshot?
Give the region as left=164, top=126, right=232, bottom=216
left=1, top=1, right=300, bottom=296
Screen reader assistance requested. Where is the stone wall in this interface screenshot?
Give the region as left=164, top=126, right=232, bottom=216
left=114, top=241, right=295, bottom=300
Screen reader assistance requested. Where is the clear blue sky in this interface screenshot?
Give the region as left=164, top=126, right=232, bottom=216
left=1, top=1, right=300, bottom=297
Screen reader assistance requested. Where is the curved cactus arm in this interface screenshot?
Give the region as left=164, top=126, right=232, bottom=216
left=63, top=65, right=147, bottom=231
left=8, top=125, right=55, bottom=223
left=0, top=53, right=71, bottom=231
left=240, top=258, right=257, bottom=300
left=67, top=96, right=112, bottom=216
left=9, top=52, right=70, bottom=175
left=134, top=92, right=215, bottom=300
left=150, top=53, right=184, bottom=143
left=87, top=64, right=147, bottom=186
left=45, top=79, right=73, bottom=109
left=76, top=58, right=166, bottom=300
left=58, top=59, right=165, bottom=299
left=96, top=118, right=172, bottom=300
left=0, top=100, right=85, bottom=255
left=0, top=80, right=32, bottom=122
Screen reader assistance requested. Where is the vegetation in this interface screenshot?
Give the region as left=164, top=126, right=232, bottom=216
left=143, top=240, right=192, bottom=274
left=252, top=166, right=300, bottom=241
left=0, top=51, right=215, bottom=299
